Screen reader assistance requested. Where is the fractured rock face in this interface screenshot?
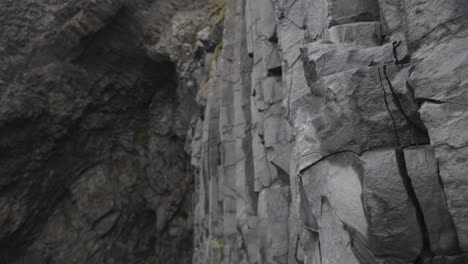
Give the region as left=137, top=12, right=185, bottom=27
left=435, top=145, right=468, bottom=252
left=404, top=146, right=459, bottom=255
left=305, top=65, right=426, bottom=155
left=301, top=152, right=368, bottom=264
left=409, top=36, right=468, bottom=252
left=362, top=149, right=423, bottom=261
left=192, top=0, right=468, bottom=262
left=3, top=0, right=468, bottom=263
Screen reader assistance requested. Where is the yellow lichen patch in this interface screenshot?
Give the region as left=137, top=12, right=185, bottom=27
left=198, top=2, right=225, bottom=96
left=201, top=1, right=226, bottom=30
left=210, top=8, right=225, bottom=32
left=210, top=239, right=225, bottom=249
left=201, top=71, right=214, bottom=96
left=177, top=216, right=187, bottom=225
left=200, top=41, right=223, bottom=96
left=213, top=41, right=223, bottom=61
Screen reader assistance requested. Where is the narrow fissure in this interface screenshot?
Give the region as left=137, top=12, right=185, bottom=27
left=395, top=148, right=433, bottom=261
left=377, top=67, right=401, bottom=146
left=382, top=66, right=429, bottom=136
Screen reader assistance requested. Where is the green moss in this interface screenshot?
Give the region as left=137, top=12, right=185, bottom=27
left=134, top=126, right=150, bottom=147
left=126, top=176, right=141, bottom=193
left=210, top=239, right=225, bottom=249
left=88, top=239, right=96, bottom=248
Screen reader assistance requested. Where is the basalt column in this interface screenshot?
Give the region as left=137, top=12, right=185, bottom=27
left=192, top=0, right=468, bottom=263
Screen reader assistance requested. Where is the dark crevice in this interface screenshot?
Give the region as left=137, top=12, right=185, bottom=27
left=267, top=66, right=283, bottom=77
left=415, top=98, right=446, bottom=105
left=408, top=13, right=468, bottom=47
left=294, top=236, right=305, bottom=264
left=236, top=225, right=251, bottom=263
left=328, top=12, right=379, bottom=28
left=283, top=16, right=307, bottom=30
left=391, top=40, right=410, bottom=65
left=433, top=143, right=468, bottom=150
left=299, top=150, right=360, bottom=175
left=297, top=174, right=318, bottom=232
left=271, top=162, right=291, bottom=186
left=391, top=40, right=402, bottom=64
left=344, top=223, right=379, bottom=264
left=300, top=47, right=319, bottom=90
left=433, top=159, right=462, bottom=255
left=382, top=66, right=429, bottom=136
left=395, top=148, right=433, bottom=260
left=268, top=30, right=278, bottom=43
left=415, top=98, right=468, bottom=107
left=160, top=178, right=193, bottom=234
left=377, top=67, right=401, bottom=146
left=321, top=196, right=377, bottom=264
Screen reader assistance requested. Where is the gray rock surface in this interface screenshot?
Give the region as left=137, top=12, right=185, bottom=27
left=362, top=149, right=423, bottom=261
left=191, top=0, right=468, bottom=263
left=328, top=22, right=382, bottom=47
left=2, top=0, right=468, bottom=263
left=404, top=146, right=459, bottom=255
left=0, top=0, right=216, bottom=263
left=257, top=186, right=289, bottom=264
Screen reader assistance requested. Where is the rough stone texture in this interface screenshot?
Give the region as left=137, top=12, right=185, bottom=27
left=0, top=0, right=216, bottom=263
left=362, top=149, right=423, bottom=261
left=435, top=145, right=468, bottom=252
left=327, top=0, right=380, bottom=26
left=257, top=186, right=289, bottom=264
left=328, top=22, right=382, bottom=47
left=2, top=0, right=468, bottom=263
left=301, top=152, right=367, bottom=264
left=404, top=146, right=459, bottom=255
left=191, top=0, right=468, bottom=263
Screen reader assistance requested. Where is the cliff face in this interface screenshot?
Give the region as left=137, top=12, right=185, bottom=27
left=191, top=0, right=468, bottom=263
left=0, top=0, right=214, bottom=263
left=1, top=0, right=467, bottom=264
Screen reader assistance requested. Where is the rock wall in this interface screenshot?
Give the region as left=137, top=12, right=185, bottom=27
left=0, top=0, right=215, bottom=263
left=1, top=0, right=467, bottom=263
left=191, top=0, right=468, bottom=263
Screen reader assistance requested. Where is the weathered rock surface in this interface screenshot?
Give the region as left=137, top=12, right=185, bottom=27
left=328, top=22, right=382, bottom=47
left=191, top=0, right=468, bottom=263
left=404, top=146, right=459, bottom=255
left=362, top=149, right=423, bottom=261
left=2, top=0, right=468, bottom=263
left=0, top=0, right=216, bottom=263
